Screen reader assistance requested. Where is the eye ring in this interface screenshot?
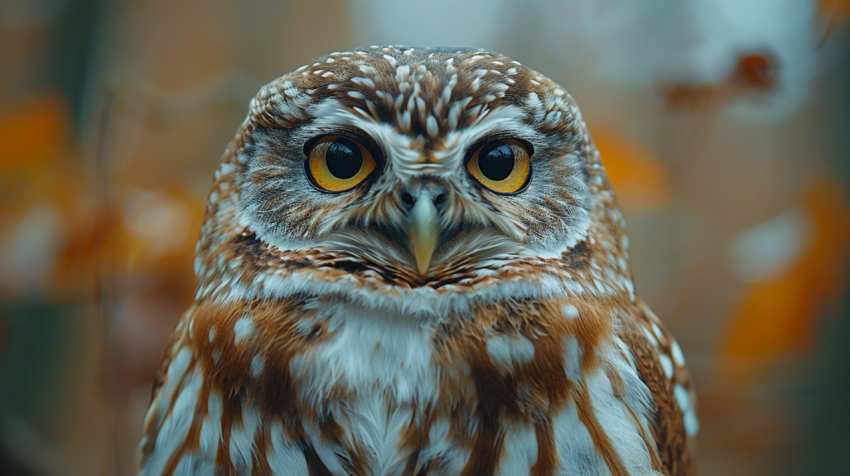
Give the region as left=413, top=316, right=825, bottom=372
left=466, top=139, right=532, bottom=194
left=305, top=135, right=377, bottom=193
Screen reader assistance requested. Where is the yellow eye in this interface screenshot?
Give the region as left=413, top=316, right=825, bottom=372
left=306, top=136, right=377, bottom=192
left=466, top=139, right=531, bottom=194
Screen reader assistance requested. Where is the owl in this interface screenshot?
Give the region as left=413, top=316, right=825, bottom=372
left=137, top=46, right=697, bottom=475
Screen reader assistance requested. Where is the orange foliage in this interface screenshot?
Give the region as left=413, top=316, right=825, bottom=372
left=722, top=179, right=850, bottom=363
left=0, top=94, right=67, bottom=186
left=106, top=185, right=205, bottom=302
left=0, top=94, right=93, bottom=299
left=591, top=126, right=672, bottom=211
left=0, top=94, right=206, bottom=304
left=820, top=0, right=850, bottom=21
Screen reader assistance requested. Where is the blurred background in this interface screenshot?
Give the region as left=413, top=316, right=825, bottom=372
left=1, top=0, right=849, bottom=474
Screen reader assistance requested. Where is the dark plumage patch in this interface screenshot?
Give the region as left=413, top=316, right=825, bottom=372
left=232, top=231, right=266, bottom=258
left=299, top=437, right=335, bottom=476
left=562, top=241, right=590, bottom=269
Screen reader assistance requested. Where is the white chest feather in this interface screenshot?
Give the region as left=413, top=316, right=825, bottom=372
left=289, top=301, right=441, bottom=474
left=290, top=300, right=440, bottom=405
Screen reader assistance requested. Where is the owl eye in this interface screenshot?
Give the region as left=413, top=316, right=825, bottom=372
left=306, top=136, right=377, bottom=192
left=466, top=139, right=531, bottom=194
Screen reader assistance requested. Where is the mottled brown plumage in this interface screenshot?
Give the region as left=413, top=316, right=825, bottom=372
left=138, top=46, right=696, bottom=475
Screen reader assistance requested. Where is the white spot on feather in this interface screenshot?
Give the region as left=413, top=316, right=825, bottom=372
left=561, top=303, right=579, bottom=319
left=395, top=65, right=410, bottom=80
left=426, top=115, right=439, bottom=138
left=674, top=384, right=690, bottom=412
left=198, top=391, right=221, bottom=455
left=584, top=364, right=658, bottom=475
left=642, top=326, right=658, bottom=347
left=496, top=422, right=538, bottom=475
left=267, top=420, right=309, bottom=472
left=351, top=76, right=375, bottom=88
left=233, top=315, right=254, bottom=344
left=674, top=383, right=699, bottom=436
left=683, top=408, right=699, bottom=436
left=229, top=404, right=261, bottom=473
left=418, top=418, right=471, bottom=473
left=552, top=399, right=609, bottom=475
left=562, top=335, right=582, bottom=381
left=659, top=354, right=674, bottom=379
left=671, top=340, right=686, bottom=366
left=251, top=354, right=265, bottom=377
left=651, top=322, right=663, bottom=339
left=486, top=333, right=535, bottom=367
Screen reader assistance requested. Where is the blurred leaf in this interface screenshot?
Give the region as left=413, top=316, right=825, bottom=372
left=591, top=125, right=672, bottom=211
left=722, top=178, right=850, bottom=368
left=0, top=95, right=67, bottom=189
left=820, top=0, right=850, bottom=21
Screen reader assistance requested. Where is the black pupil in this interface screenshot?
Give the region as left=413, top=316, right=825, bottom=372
left=478, top=142, right=515, bottom=181
left=326, top=138, right=362, bottom=179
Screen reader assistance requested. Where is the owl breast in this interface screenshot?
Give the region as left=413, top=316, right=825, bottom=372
left=139, top=287, right=667, bottom=475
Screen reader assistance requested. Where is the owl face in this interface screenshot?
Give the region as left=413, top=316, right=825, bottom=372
left=227, top=46, right=599, bottom=285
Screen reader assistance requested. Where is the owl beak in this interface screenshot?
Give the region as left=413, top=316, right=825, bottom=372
left=404, top=195, right=440, bottom=274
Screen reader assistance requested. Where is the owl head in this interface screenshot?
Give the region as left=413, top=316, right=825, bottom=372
left=196, top=46, right=622, bottom=306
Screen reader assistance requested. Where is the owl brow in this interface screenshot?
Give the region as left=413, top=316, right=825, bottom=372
left=248, top=124, right=289, bottom=146
left=533, top=132, right=585, bottom=166
left=460, top=133, right=535, bottom=162
left=246, top=123, right=309, bottom=162
left=300, top=127, right=385, bottom=162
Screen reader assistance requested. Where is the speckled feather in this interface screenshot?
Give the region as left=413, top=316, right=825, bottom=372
left=138, top=46, right=696, bottom=475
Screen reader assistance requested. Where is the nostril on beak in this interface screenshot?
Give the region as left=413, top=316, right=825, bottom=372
left=432, top=191, right=447, bottom=212
left=401, top=190, right=416, bottom=211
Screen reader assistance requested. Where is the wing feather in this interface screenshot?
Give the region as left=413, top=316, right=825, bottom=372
left=618, top=300, right=696, bottom=476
